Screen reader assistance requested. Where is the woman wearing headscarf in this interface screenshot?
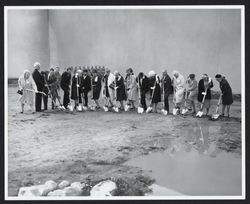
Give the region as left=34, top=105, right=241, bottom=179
left=215, top=74, right=233, bottom=117
left=148, top=70, right=161, bottom=113
left=18, top=70, right=37, bottom=114
left=114, top=71, right=127, bottom=110
left=198, top=74, right=214, bottom=115
left=125, top=68, right=137, bottom=110
left=187, top=74, right=198, bottom=114
left=172, top=70, right=185, bottom=113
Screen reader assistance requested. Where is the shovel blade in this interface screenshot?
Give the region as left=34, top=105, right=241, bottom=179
left=103, top=106, right=109, bottom=112
left=211, top=113, right=220, bottom=120
left=181, top=108, right=188, bottom=115
left=68, top=104, right=74, bottom=112
left=124, top=105, right=130, bottom=112
left=76, top=105, right=82, bottom=112
left=146, top=106, right=152, bottom=113
left=138, top=107, right=144, bottom=114
left=196, top=111, right=203, bottom=117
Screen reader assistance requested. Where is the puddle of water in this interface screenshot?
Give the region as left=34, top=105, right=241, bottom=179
left=125, top=148, right=241, bottom=196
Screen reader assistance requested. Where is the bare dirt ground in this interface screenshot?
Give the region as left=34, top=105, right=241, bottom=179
left=7, top=86, right=242, bottom=196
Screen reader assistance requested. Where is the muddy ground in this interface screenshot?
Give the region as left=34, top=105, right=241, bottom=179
left=7, top=86, right=242, bottom=196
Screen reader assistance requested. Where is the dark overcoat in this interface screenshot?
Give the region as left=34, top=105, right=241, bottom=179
left=92, top=76, right=102, bottom=100
left=149, top=75, right=161, bottom=103
left=32, top=69, right=44, bottom=91
left=71, top=74, right=82, bottom=100
left=198, top=79, right=214, bottom=102
left=115, top=76, right=127, bottom=101
left=220, top=78, right=233, bottom=105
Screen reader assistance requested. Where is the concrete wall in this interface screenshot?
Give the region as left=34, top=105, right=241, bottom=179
left=7, top=10, right=50, bottom=77
left=7, top=9, right=241, bottom=93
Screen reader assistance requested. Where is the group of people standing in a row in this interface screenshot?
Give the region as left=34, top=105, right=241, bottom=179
left=18, top=62, right=234, bottom=117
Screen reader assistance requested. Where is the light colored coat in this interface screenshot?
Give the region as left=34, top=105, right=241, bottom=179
left=172, top=72, right=185, bottom=104
left=18, top=70, right=37, bottom=110
left=126, top=74, right=137, bottom=101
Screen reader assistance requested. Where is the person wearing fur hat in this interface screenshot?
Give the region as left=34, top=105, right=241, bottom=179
left=172, top=70, right=185, bottom=113
left=215, top=74, right=233, bottom=117
left=114, top=71, right=127, bottom=110
left=198, top=74, right=213, bottom=115
left=187, top=74, right=198, bottom=114
left=148, top=70, right=161, bottom=113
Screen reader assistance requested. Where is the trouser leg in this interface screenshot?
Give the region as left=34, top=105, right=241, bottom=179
left=164, top=94, right=169, bottom=112
left=35, top=93, right=42, bottom=112
left=43, top=95, right=48, bottom=110
left=141, top=94, right=147, bottom=110
left=83, top=91, right=88, bottom=106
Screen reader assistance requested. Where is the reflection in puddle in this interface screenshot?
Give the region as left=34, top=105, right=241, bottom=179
left=125, top=123, right=242, bottom=196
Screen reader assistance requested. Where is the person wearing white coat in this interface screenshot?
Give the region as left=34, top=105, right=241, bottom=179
left=172, top=70, right=185, bottom=112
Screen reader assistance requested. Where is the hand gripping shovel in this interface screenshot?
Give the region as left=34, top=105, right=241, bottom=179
left=196, top=88, right=208, bottom=117
left=137, top=80, right=144, bottom=114
left=146, top=77, right=157, bottom=113
left=211, top=93, right=222, bottom=120
left=161, top=78, right=168, bottom=115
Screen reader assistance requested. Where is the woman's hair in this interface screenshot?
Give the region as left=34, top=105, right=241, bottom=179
left=215, top=74, right=222, bottom=78
left=189, top=74, right=195, bottom=79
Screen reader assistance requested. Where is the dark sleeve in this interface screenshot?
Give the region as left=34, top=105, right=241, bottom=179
left=32, top=70, right=44, bottom=88
left=221, top=80, right=229, bottom=95
left=209, top=80, right=214, bottom=89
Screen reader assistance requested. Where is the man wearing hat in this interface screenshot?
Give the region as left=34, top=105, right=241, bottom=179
left=32, top=62, right=45, bottom=112
left=81, top=69, right=91, bottom=107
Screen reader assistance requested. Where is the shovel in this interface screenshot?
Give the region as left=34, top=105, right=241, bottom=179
left=196, top=88, right=208, bottom=117
left=146, top=77, right=157, bottom=113
left=103, top=105, right=109, bottom=112
left=125, top=104, right=130, bottom=112
left=113, top=80, right=119, bottom=113
left=172, top=88, right=179, bottom=115
left=211, top=94, right=222, bottom=120
left=137, top=80, right=144, bottom=114
left=161, top=77, right=168, bottom=116
left=181, top=89, right=189, bottom=115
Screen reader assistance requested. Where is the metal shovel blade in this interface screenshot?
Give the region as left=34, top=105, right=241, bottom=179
left=173, top=108, right=178, bottom=115
left=82, top=106, right=88, bottom=111
left=181, top=108, right=189, bottom=115
left=138, top=107, right=144, bottom=114
left=103, top=106, right=109, bottom=112
left=146, top=106, right=152, bottom=113
left=161, top=109, right=168, bottom=115
left=196, top=111, right=203, bottom=117
left=76, top=105, right=83, bottom=112
left=124, top=105, right=130, bottom=112
left=68, top=104, right=74, bottom=112
left=211, top=113, right=220, bottom=120
left=113, top=106, right=119, bottom=113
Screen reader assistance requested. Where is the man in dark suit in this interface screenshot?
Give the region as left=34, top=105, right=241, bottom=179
left=161, top=69, right=172, bottom=112
left=32, top=62, right=44, bottom=112
left=41, top=70, right=49, bottom=110
left=61, top=67, right=72, bottom=108
left=81, top=69, right=91, bottom=107
left=137, top=72, right=150, bottom=111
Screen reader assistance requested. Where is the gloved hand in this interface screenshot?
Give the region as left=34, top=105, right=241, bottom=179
left=202, top=92, right=206, bottom=95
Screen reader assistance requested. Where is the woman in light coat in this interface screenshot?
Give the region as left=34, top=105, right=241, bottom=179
left=125, top=68, right=137, bottom=110
left=172, top=70, right=185, bottom=112
left=18, top=70, right=37, bottom=113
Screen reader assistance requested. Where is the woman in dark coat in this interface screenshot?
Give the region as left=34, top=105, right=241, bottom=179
left=136, top=72, right=150, bottom=111
left=91, top=70, right=102, bottom=109
left=114, top=71, right=127, bottom=110
left=148, top=70, right=161, bottom=113
left=61, top=67, right=72, bottom=108
left=197, top=74, right=213, bottom=115
left=71, top=69, right=82, bottom=107
left=215, top=74, right=233, bottom=117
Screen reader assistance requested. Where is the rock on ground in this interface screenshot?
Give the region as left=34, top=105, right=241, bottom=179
left=90, top=180, right=117, bottom=196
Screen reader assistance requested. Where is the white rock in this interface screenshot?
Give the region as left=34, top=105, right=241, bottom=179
left=48, top=187, right=82, bottom=196
left=70, top=182, right=85, bottom=190
left=18, top=185, right=51, bottom=197
left=90, top=180, right=117, bottom=196
left=58, top=180, right=70, bottom=189
left=44, top=180, right=57, bottom=191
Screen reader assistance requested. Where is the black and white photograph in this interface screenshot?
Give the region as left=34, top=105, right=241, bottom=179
left=4, top=5, right=245, bottom=200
